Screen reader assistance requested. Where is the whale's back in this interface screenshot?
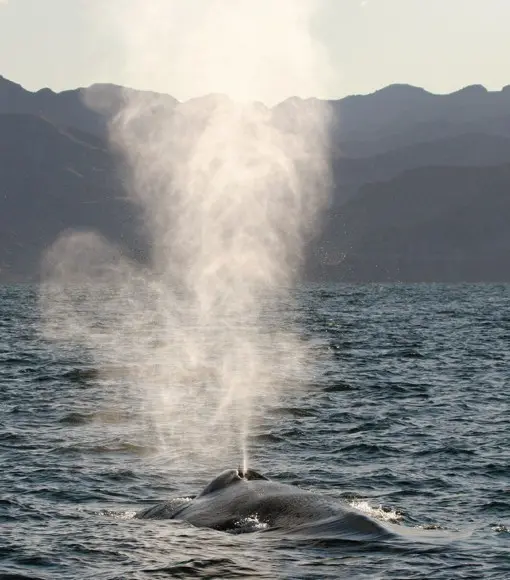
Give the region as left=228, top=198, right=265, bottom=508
left=162, top=479, right=392, bottom=540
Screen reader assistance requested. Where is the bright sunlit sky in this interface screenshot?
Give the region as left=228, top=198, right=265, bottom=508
left=0, top=0, right=508, bottom=101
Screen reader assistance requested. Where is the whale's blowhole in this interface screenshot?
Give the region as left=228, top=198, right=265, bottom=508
left=198, top=467, right=269, bottom=498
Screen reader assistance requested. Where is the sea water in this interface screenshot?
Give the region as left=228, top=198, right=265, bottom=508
left=1, top=283, right=509, bottom=579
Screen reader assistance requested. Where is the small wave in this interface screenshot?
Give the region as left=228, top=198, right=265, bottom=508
left=280, top=407, right=317, bottom=418
left=1, top=356, right=34, bottom=365
left=33, top=374, right=58, bottom=383
left=53, top=441, right=157, bottom=457
left=62, top=368, right=100, bottom=383
left=339, top=443, right=396, bottom=456
left=350, top=500, right=403, bottom=523
left=90, top=442, right=157, bottom=456
left=0, top=431, right=26, bottom=443
left=99, top=468, right=139, bottom=481
left=98, top=509, right=138, bottom=519
left=58, top=410, right=131, bottom=426
left=398, top=348, right=425, bottom=358
left=328, top=340, right=354, bottom=350
left=58, top=412, right=92, bottom=426
left=425, top=446, right=477, bottom=457
left=253, top=433, right=284, bottom=443
left=480, top=500, right=510, bottom=514
left=0, top=574, right=47, bottom=580
left=145, top=557, right=261, bottom=578
left=484, top=463, right=510, bottom=477
left=279, top=427, right=306, bottom=438
left=324, top=381, right=354, bottom=392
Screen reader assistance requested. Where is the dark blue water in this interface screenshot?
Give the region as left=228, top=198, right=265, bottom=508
left=1, top=284, right=509, bottom=579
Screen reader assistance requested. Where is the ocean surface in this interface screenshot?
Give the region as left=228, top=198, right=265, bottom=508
left=1, top=283, right=509, bottom=579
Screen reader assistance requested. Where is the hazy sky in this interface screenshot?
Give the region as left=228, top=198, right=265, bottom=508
left=0, top=0, right=508, bottom=102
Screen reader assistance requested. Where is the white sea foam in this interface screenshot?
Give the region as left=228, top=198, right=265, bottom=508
left=350, top=500, right=403, bottom=523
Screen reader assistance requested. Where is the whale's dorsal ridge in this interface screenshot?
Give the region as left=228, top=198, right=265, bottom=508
left=198, top=467, right=269, bottom=497
left=198, top=469, right=242, bottom=497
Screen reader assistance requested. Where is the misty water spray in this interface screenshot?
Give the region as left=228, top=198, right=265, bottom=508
left=40, top=0, right=332, bottom=471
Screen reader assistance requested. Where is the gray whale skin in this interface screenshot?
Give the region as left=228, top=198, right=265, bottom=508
left=136, top=468, right=394, bottom=539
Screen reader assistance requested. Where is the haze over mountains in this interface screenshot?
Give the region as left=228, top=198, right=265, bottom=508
left=1, top=74, right=509, bottom=282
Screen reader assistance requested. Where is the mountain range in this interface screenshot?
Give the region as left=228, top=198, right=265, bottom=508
left=1, top=74, right=509, bottom=282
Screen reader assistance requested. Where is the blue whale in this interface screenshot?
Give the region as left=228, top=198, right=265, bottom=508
left=136, top=468, right=395, bottom=540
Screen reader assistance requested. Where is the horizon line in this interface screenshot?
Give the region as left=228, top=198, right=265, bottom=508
left=1, top=73, right=509, bottom=107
